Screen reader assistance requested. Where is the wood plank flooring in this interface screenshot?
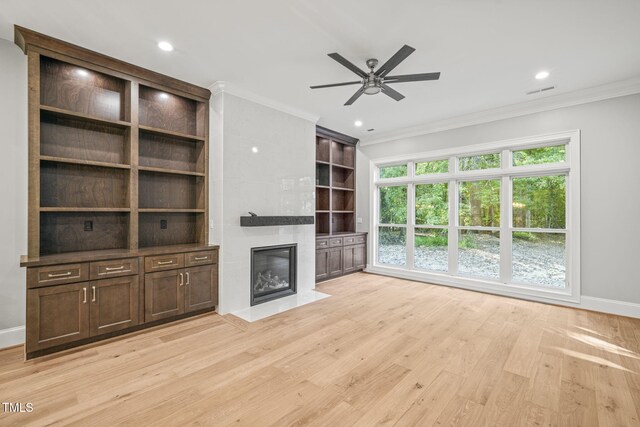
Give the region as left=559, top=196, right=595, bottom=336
left=1, top=272, right=639, bottom=426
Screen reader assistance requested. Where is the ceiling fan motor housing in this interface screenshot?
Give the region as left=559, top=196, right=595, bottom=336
left=363, top=74, right=382, bottom=95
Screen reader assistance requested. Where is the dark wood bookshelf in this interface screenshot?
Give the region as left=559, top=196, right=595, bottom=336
left=17, top=26, right=217, bottom=360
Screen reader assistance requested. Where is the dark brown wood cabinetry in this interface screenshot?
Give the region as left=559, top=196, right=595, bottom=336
left=315, top=232, right=367, bottom=281
left=145, top=255, right=218, bottom=322
left=315, top=126, right=367, bottom=281
left=16, top=27, right=218, bottom=359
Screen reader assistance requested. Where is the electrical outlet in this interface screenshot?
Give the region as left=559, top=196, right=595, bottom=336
left=209, top=220, right=214, bottom=229
left=160, top=219, right=167, bottom=229
left=357, top=217, right=363, bottom=224
left=84, top=220, right=93, bottom=231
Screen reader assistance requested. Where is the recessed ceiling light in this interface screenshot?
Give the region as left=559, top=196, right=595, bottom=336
left=535, top=70, right=550, bottom=80
left=252, top=147, right=259, bottom=153
left=158, top=41, right=174, bottom=52
left=354, top=120, right=363, bottom=127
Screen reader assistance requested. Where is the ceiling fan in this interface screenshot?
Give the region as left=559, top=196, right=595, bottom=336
left=310, top=44, right=440, bottom=106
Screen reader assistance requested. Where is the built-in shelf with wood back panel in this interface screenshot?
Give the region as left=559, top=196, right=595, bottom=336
left=27, top=37, right=210, bottom=257
left=17, top=26, right=218, bottom=360
left=314, top=126, right=367, bottom=283
left=315, top=127, right=357, bottom=235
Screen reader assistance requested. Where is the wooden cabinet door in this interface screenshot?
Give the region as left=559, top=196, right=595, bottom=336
left=316, top=249, right=330, bottom=281
left=90, top=276, right=139, bottom=336
left=26, top=282, right=90, bottom=352
left=354, top=244, right=366, bottom=270
left=185, top=265, right=218, bottom=313
left=145, top=269, right=184, bottom=322
left=343, top=246, right=356, bottom=273
left=328, top=247, right=344, bottom=277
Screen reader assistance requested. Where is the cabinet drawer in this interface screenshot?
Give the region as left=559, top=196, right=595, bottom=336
left=27, top=263, right=89, bottom=289
left=355, top=235, right=366, bottom=244
left=316, top=239, right=329, bottom=249
left=90, top=258, right=138, bottom=280
left=144, top=253, right=185, bottom=272
left=343, top=236, right=357, bottom=245
left=185, top=250, right=217, bottom=267
left=329, top=237, right=343, bottom=247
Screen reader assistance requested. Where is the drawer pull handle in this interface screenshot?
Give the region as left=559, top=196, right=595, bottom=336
left=194, top=256, right=209, bottom=261
left=83, top=287, right=87, bottom=304
left=105, top=266, right=125, bottom=271
left=157, top=260, right=174, bottom=265
left=48, top=271, right=73, bottom=278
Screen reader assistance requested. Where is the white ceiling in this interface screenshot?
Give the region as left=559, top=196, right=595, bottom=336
left=2, top=0, right=640, bottom=140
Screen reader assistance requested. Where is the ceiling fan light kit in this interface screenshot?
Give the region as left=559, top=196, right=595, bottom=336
left=310, top=44, right=441, bottom=105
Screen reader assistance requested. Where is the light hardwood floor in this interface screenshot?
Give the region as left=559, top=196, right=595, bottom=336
left=1, top=272, right=639, bottom=426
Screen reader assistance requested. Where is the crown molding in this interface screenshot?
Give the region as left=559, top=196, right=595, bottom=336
left=360, top=76, right=640, bottom=146
left=209, top=81, right=320, bottom=124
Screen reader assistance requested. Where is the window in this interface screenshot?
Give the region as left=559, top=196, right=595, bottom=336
left=378, top=185, right=407, bottom=266
left=459, top=152, right=500, bottom=171
left=415, top=183, right=448, bottom=272
left=416, top=159, right=448, bottom=175
left=379, top=164, right=407, bottom=179
left=372, top=131, right=580, bottom=302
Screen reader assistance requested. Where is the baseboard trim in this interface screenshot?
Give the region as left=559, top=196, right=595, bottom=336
left=0, top=325, right=25, bottom=349
left=365, top=267, right=639, bottom=319
left=580, top=296, right=640, bottom=319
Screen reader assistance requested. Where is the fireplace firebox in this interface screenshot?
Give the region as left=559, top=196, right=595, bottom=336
left=250, top=244, right=297, bottom=306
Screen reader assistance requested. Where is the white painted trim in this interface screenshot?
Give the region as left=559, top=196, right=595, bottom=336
left=209, top=81, right=320, bottom=124
left=0, top=325, right=25, bottom=349
left=371, top=130, right=580, bottom=302
left=366, top=265, right=578, bottom=303
left=360, top=76, right=640, bottom=146
left=581, top=296, right=640, bottom=319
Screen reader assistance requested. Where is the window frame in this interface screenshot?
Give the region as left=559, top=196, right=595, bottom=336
left=370, top=130, right=580, bottom=304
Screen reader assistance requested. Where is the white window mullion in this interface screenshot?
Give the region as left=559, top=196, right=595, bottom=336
left=448, top=178, right=458, bottom=275
left=499, top=149, right=511, bottom=283
left=407, top=183, right=415, bottom=270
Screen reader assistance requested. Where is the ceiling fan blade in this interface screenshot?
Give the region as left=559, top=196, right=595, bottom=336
left=310, top=81, right=362, bottom=89
left=381, top=84, right=405, bottom=101
left=328, top=53, right=368, bottom=78
left=344, top=87, right=365, bottom=106
left=375, top=45, right=416, bottom=77
left=384, top=72, right=441, bottom=83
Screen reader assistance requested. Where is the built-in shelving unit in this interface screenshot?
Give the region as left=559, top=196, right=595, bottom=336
left=25, top=36, right=209, bottom=257
left=315, top=127, right=357, bottom=235
left=315, top=126, right=367, bottom=282
left=17, top=26, right=218, bottom=360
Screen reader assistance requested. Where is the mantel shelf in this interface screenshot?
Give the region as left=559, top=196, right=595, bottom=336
left=240, top=216, right=315, bottom=227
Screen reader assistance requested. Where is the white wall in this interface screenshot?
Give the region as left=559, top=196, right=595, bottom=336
left=0, top=39, right=28, bottom=347
left=210, top=93, right=316, bottom=314
left=357, top=94, right=640, bottom=309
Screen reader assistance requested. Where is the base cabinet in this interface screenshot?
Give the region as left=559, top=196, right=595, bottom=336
left=343, top=244, right=366, bottom=273
left=145, top=269, right=185, bottom=322
left=185, top=265, right=218, bottom=312
left=26, top=276, right=139, bottom=352
left=316, top=233, right=367, bottom=282
left=145, top=264, right=219, bottom=322
left=90, top=276, right=139, bottom=336
left=23, top=246, right=219, bottom=358
left=27, top=283, right=90, bottom=352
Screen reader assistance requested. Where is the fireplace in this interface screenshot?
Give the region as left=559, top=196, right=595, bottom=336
left=250, top=244, right=297, bottom=306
